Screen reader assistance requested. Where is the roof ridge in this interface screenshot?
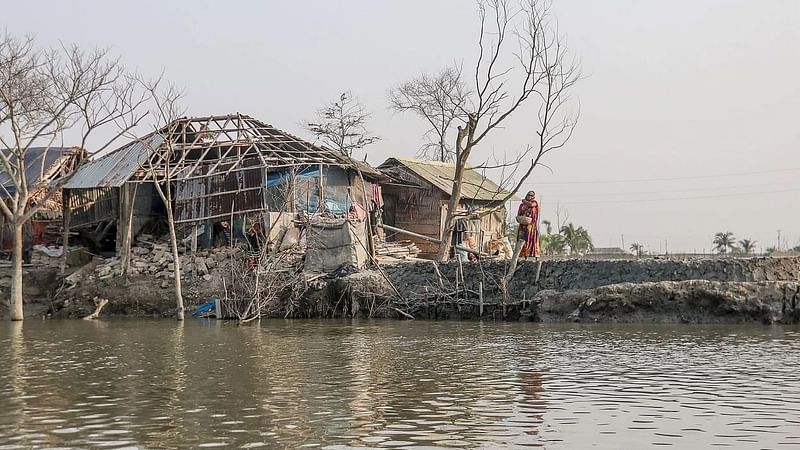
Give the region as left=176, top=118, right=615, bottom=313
left=394, top=156, right=481, bottom=170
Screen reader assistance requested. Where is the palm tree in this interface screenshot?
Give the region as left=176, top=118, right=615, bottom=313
left=738, top=239, right=757, bottom=255
left=629, top=242, right=644, bottom=258
left=541, top=233, right=567, bottom=256
left=560, top=223, right=593, bottom=255
left=713, top=231, right=737, bottom=255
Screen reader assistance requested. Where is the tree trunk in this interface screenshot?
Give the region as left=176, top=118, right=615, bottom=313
left=506, top=238, right=526, bottom=279
left=61, top=194, right=71, bottom=275
left=120, top=183, right=138, bottom=276
left=436, top=120, right=475, bottom=262
left=165, top=207, right=185, bottom=321
left=154, top=179, right=185, bottom=321
left=436, top=175, right=464, bottom=262
left=436, top=157, right=468, bottom=262
left=9, top=222, right=24, bottom=321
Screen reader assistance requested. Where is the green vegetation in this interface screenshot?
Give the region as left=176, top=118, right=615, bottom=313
left=506, top=219, right=593, bottom=256
left=738, top=239, right=757, bottom=255
left=713, top=231, right=737, bottom=255
left=629, top=243, right=644, bottom=257
left=560, top=223, right=594, bottom=255
left=713, top=233, right=759, bottom=255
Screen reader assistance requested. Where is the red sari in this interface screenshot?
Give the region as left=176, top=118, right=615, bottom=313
left=517, top=199, right=540, bottom=257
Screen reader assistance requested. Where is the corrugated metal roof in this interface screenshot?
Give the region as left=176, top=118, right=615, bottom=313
left=380, top=157, right=514, bottom=202
left=0, top=147, right=84, bottom=197
left=334, top=153, right=390, bottom=182
left=63, top=134, right=165, bottom=189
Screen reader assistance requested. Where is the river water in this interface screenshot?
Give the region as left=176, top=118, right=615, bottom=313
left=1, top=320, right=799, bottom=449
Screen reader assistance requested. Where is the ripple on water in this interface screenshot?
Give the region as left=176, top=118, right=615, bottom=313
left=2, top=322, right=800, bottom=448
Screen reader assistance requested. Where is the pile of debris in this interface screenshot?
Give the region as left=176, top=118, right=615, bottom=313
left=0, top=245, right=64, bottom=270
left=375, top=240, right=420, bottom=260
left=67, top=231, right=311, bottom=290
left=91, top=245, right=231, bottom=281
left=67, top=234, right=243, bottom=288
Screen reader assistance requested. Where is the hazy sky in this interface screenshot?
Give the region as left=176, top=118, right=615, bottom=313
left=5, top=0, right=799, bottom=253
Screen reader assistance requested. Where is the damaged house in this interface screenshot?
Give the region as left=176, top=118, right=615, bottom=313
left=378, top=157, right=512, bottom=258
left=62, top=114, right=385, bottom=271
left=0, top=146, right=86, bottom=249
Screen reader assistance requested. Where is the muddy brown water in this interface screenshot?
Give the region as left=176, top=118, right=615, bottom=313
left=1, top=320, right=799, bottom=449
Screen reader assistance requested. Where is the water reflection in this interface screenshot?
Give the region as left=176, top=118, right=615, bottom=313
left=0, top=321, right=799, bottom=449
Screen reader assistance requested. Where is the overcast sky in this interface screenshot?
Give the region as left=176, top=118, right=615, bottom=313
left=5, top=0, right=799, bottom=253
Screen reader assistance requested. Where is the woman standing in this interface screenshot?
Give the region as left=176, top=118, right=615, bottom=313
left=517, top=191, right=540, bottom=258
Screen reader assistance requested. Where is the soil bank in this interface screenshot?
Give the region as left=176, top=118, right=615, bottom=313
left=3, top=256, right=800, bottom=324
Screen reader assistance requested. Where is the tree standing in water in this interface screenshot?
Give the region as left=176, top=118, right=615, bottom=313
left=0, top=33, right=148, bottom=321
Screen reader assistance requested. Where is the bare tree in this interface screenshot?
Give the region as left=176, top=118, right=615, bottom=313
left=0, top=32, right=147, bottom=321
left=307, top=91, right=380, bottom=158
left=390, top=0, right=580, bottom=262
left=125, top=79, right=187, bottom=320
left=389, top=67, right=469, bottom=162
left=219, top=178, right=308, bottom=323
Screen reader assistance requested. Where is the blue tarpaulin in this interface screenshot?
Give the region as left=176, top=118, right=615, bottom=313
left=267, top=166, right=351, bottom=214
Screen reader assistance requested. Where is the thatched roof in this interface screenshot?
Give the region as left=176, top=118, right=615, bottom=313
left=378, top=157, right=514, bottom=202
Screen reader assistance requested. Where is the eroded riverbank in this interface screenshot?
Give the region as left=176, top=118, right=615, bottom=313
left=4, top=256, right=799, bottom=324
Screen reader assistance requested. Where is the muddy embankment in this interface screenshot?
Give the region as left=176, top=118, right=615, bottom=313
left=339, top=257, right=800, bottom=324
left=4, top=255, right=800, bottom=324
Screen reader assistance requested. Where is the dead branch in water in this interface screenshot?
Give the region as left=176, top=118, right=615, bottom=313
left=82, top=297, right=108, bottom=320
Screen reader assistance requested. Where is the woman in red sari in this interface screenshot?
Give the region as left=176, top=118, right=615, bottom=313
left=517, top=191, right=540, bottom=258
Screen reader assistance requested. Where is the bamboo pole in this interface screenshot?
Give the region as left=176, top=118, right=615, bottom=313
left=507, top=239, right=525, bottom=278
left=379, top=224, right=441, bottom=243
left=355, top=169, right=376, bottom=259
left=535, top=258, right=543, bottom=284
left=479, top=281, right=484, bottom=317
left=121, top=182, right=139, bottom=276
left=191, top=224, right=198, bottom=254
left=60, top=191, right=71, bottom=274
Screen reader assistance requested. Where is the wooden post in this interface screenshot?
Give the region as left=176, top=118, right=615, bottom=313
left=479, top=230, right=485, bottom=261
left=380, top=223, right=441, bottom=243
left=120, top=186, right=130, bottom=274
left=355, top=169, right=376, bottom=259
left=120, top=183, right=138, bottom=276
left=507, top=239, right=525, bottom=279
left=318, top=163, right=324, bottom=213
left=0, top=214, right=5, bottom=256
left=455, top=261, right=459, bottom=303
left=479, top=281, right=484, bottom=317
left=534, top=258, right=543, bottom=284
left=215, top=298, right=221, bottom=320
left=116, top=187, right=125, bottom=259
left=60, top=191, right=71, bottom=275
left=190, top=224, right=198, bottom=254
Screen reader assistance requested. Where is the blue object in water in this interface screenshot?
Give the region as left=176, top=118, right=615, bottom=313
left=193, top=300, right=216, bottom=317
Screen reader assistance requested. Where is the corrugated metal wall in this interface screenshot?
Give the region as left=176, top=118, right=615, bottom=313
left=174, top=157, right=266, bottom=223
left=66, top=187, right=119, bottom=228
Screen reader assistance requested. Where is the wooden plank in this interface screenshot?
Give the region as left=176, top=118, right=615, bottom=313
left=380, top=224, right=441, bottom=243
